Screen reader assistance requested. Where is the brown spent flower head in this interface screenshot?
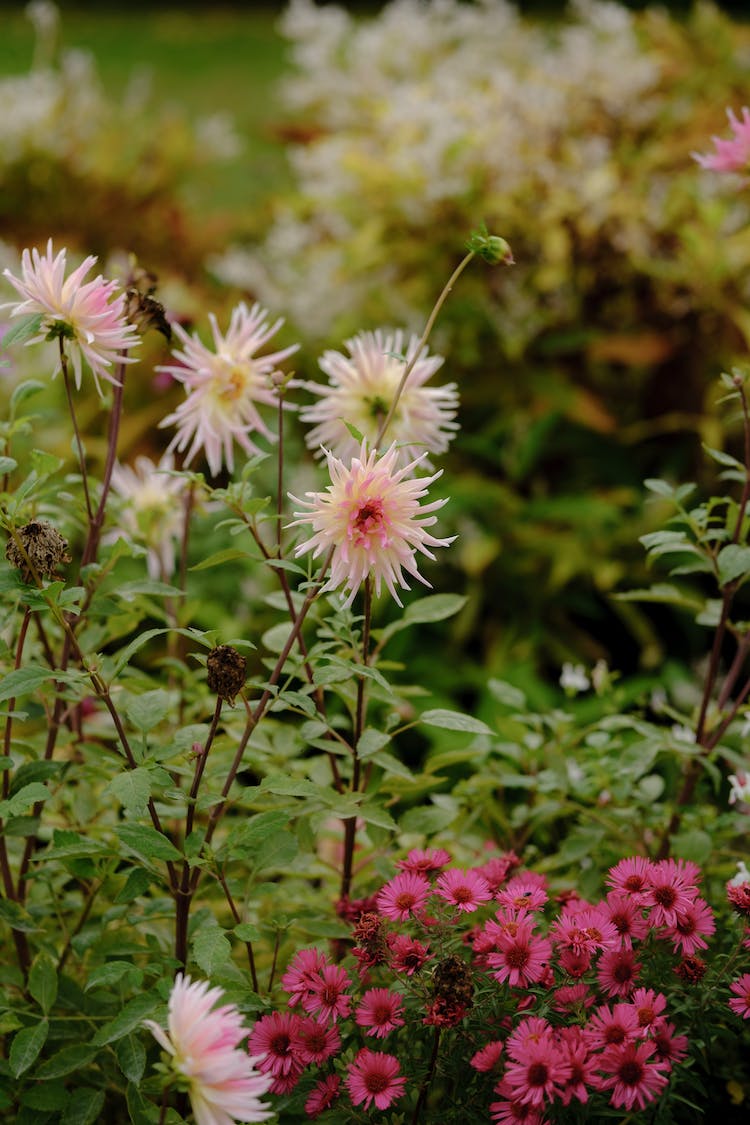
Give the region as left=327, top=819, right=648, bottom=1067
left=425, top=953, right=475, bottom=1025
left=206, top=645, right=247, bottom=704
left=6, top=520, right=70, bottom=582
left=123, top=261, right=171, bottom=341
left=674, top=955, right=708, bottom=983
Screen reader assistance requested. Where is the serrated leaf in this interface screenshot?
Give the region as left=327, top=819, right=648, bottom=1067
left=60, top=1087, right=105, bottom=1125
left=260, top=775, right=325, bottom=799
left=35, top=1044, right=97, bottom=1080
left=85, top=961, right=143, bottom=993
left=420, top=708, right=492, bottom=735
left=91, top=992, right=158, bottom=1046
left=2, top=313, right=43, bottom=348
left=115, top=1034, right=146, bottom=1083
left=254, top=830, right=298, bottom=872
left=10, top=1019, right=48, bottom=1076
left=105, top=769, right=152, bottom=817
left=357, top=729, right=391, bottom=758
left=192, top=925, right=232, bottom=975
left=222, top=812, right=293, bottom=858
left=717, top=544, right=750, bottom=586
left=28, top=952, right=57, bottom=1014
left=116, top=824, right=182, bottom=863
left=0, top=782, right=49, bottom=818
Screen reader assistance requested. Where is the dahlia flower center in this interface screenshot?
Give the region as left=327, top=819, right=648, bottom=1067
left=350, top=497, right=387, bottom=544
left=218, top=362, right=250, bottom=401
left=366, top=394, right=390, bottom=420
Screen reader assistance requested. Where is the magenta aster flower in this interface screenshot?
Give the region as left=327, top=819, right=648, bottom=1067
left=651, top=1019, right=689, bottom=1064
left=693, top=107, right=750, bottom=173
left=583, top=1003, right=639, bottom=1051
left=2, top=239, right=139, bottom=394
left=435, top=867, right=492, bottom=913
left=289, top=441, right=455, bottom=609
left=143, top=974, right=273, bottom=1125
left=396, top=846, right=452, bottom=875
left=377, top=871, right=431, bottom=922
left=300, top=329, right=458, bottom=469
left=302, top=963, right=352, bottom=1023
left=597, top=1040, right=670, bottom=1111
left=345, top=1048, right=406, bottom=1111
left=487, top=917, right=553, bottom=988
left=646, top=859, right=699, bottom=928
left=158, top=301, right=298, bottom=477
left=305, top=1074, right=341, bottom=1118
left=470, top=1040, right=505, bottom=1073
left=355, top=988, right=405, bottom=1038
left=387, top=932, right=433, bottom=975
left=248, top=1011, right=305, bottom=1092
left=596, top=949, right=641, bottom=999
left=503, top=1035, right=571, bottom=1108
left=606, top=856, right=654, bottom=901
left=602, top=890, right=650, bottom=948
left=729, top=973, right=750, bottom=1018
left=281, top=947, right=329, bottom=1008
left=662, top=897, right=715, bottom=955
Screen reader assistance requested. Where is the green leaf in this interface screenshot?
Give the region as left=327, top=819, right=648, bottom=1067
left=0, top=456, right=18, bottom=474
left=91, top=992, right=159, bottom=1046
left=192, top=925, right=232, bottom=975
left=366, top=750, right=413, bottom=779
left=10, top=1019, right=49, bottom=1076
left=342, top=419, right=365, bottom=443
left=10, top=379, right=46, bottom=410
left=126, top=1082, right=160, bottom=1125
left=61, top=1087, right=105, bottom=1125
left=614, top=584, right=704, bottom=611
left=403, top=593, right=467, bottom=624
left=717, top=544, right=750, bottom=586
left=105, top=769, right=152, bottom=817
left=31, top=448, right=64, bottom=477
left=221, top=811, right=293, bottom=858
left=420, top=708, right=492, bottom=735
left=0, top=897, right=38, bottom=932
left=488, top=679, right=527, bottom=709
left=233, top=923, right=261, bottom=942
left=702, top=444, right=745, bottom=470
left=114, top=867, right=152, bottom=904
left=116, top=824, right=182, bottom=863
left=400, top=804, right=457, bottom=834
left=254, top=830, right=298, bottom=872
left=85, top=961, right=143, bottom=993
left=2, top=314, right=43, bottom=348
left=115, top=1034, right=147, bottom=1083
left=0, top=666, right=58, bottom=703
left=20, top=1082, right=69, bottom=1111
left=35, top=1044, right=97, bottom=1080
left=28, top=952, right=58, bottom=1014
left=190, top=548, right=250, bottom=572
left=671, top=829, right=713, bottom=865
left=0, top=782, right=49, bottom=818
left=111, top=627, right=198, bottom=676
left=357, top=729, right=391, bottom=758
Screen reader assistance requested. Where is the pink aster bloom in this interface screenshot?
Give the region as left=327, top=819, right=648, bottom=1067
left=497, top=877, right=549, bottom=914
left=597, top=1039, right=670, bottom=1111
left=435, top=868, right=492, bottom=913
left=305, top=1074, right=341, bottom=1118
left=470, top=1040, right=505, bottom=1072
left=602, top=890, right=650, bottom=948
left=2, top=239, right=139, bottom=394
left=662, top=897, right=715, bottom=955
left=596, top=948, right=641, bottom=998
left=302, top=963, right=352, bottom=1023
left=583, top=1003, right=640, bottom=1051
left=377, top=871, right=431, bottom=922
left=552, top=983, right=594, bottom=1015
left=477, top=852, right=521, bottom=894
left=629, top=988, right=667, bottom=1033
left=143, top=974, right=273, bottom=1125
left=606, top=856, right=653, bottom=902
left=346, top=1048, right=407, bottom=1111
left=693, top=107, right=750, bottom=173
left=651, top=1019, right=689, bottom=1064
left=158, top=301, right=298, bottom=477
left=355, top=988, right=405, bottom=1038
left=281, top=948, right=329, bottom=1008
left=489, top=1082, right=545, bottom=1124
left=396, top=846, right=452, bottom=875
left=387, top=932, right=433, bottom=975
left=503, top=1035, right=571, bottom=1108
left=248, top=1011, right=305, bottom=1092
left=551, top=905, right=619, bottom=957
left=300, top=329, right=458, bottom=469
left=291, top=1016, right=341, bottom=1065
left=505, top=1017, right=554, bottom=1062
left=289, top=441, right=455, bottom=609
left=729, top=973, right=750, bottom=1018
left=487, top=918, right=553, bottom=989
left=557, top=1026, right=597, bottom=1106
left=646, top=859, right=699, bottom=927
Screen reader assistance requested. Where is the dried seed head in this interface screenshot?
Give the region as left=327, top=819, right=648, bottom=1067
left=5, top=520, right=70, bottom=582
left=206, top=644, right=247, bottom=704
left=432, top=954, right=475, bottom=1009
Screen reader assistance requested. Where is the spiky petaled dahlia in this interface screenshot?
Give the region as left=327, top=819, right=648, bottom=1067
left=2, top=240, right=140, bottom=394
left=107, top=453, right=186, bottom=580
left=288, top=441, right=455, bottom=608
left=158, top=302, right=298, bottom=477
left=143, top=974, right=273, bottom=1125
left=300, top=329, right=458, bottom=469
left=693, top=107, right=750, bottom=173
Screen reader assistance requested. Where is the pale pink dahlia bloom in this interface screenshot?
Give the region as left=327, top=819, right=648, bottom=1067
left=144, top=974, right=273, bottom=1125
left=158, top=302, right=298, bottom=477
left=694, top=107, right=750, bottom=173
left=107, top=453, right=186, bottom=579
left=2, top=239, right=140, bottom=393
left=288, top=442, right=455, bottom=609
left=300, top=329, right=458, bottom=469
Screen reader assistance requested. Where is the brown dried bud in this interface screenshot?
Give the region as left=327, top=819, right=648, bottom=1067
left=674, top=955, right=707, bottom=983
left=206, top=644, right=247, bottom=704
left=123, top=260, right=171, bottom=341
left=432, top=954, right=474, bottom=1009
left=6, top=520, right=70, bottom=582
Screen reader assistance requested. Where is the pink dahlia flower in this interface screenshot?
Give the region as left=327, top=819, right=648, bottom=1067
left=2, top=239, right=139, bottom=394
left=694, top=107, right=750, bottom=173
left=107, top=453, right=187, bottom=580
left=289, top=441, right=455, bottom=609
left=158, top=302, right=298, bottom=477
left=300, top=329, right=458, bottom=469
left=143, top=974, right=272, bottom=1125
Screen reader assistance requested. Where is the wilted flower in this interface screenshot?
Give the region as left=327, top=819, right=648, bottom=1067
left=143, top=974, right=273, bottom=1125
left=693, top=107, right=750, bottom=173
left=300, top=329, right=458, bottom=468
left=5, top=518, right=70, bottom=582
left=2, top=240, right=140, bottom=393
left=158, top=301, right=298, bottom=477
left=288, top=441, right=455, bottom=608
left=107, top=453, right=186, bottom=579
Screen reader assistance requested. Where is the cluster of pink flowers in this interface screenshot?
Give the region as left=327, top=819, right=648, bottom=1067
left=250, top=849, right=750, bottom=1121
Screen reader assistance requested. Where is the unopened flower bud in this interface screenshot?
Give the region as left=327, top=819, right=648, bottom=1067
left=206, top=644, right=247, bottom=704
left=5, top=519, right=70, bottom=582
left=466, top=226, right=514, bottom=265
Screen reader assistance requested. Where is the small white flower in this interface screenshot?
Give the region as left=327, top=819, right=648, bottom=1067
left=729, top=860, right=750, bottom=886
left=559, top=663, right=590, bottom=694
left=671, top=724, right=696, bottom=745
left=728, top=772, right=750, bottom=807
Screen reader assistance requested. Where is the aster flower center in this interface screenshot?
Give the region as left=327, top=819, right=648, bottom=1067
left=394, top=891, right=417, bottom=911
left=270, top=1032, right=291, bottom=1055
left=505, top=946, right=530, bottom=969
left=619, top=1059, right=644, bottom=1085
left=605, top=1025, right=627, bottom=1044
left=365, top=1071, right=390, bottom=1094
left=654, top=887, right=677, bottom=908
left=528, top=1062, right=549, bottom=1087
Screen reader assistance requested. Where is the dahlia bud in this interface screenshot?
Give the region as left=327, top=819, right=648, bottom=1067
left=6, top=519, right=70, bottom=582
left=466, top=225, right=514, bottom=266
left=206, top=644, right=247, bottom=704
